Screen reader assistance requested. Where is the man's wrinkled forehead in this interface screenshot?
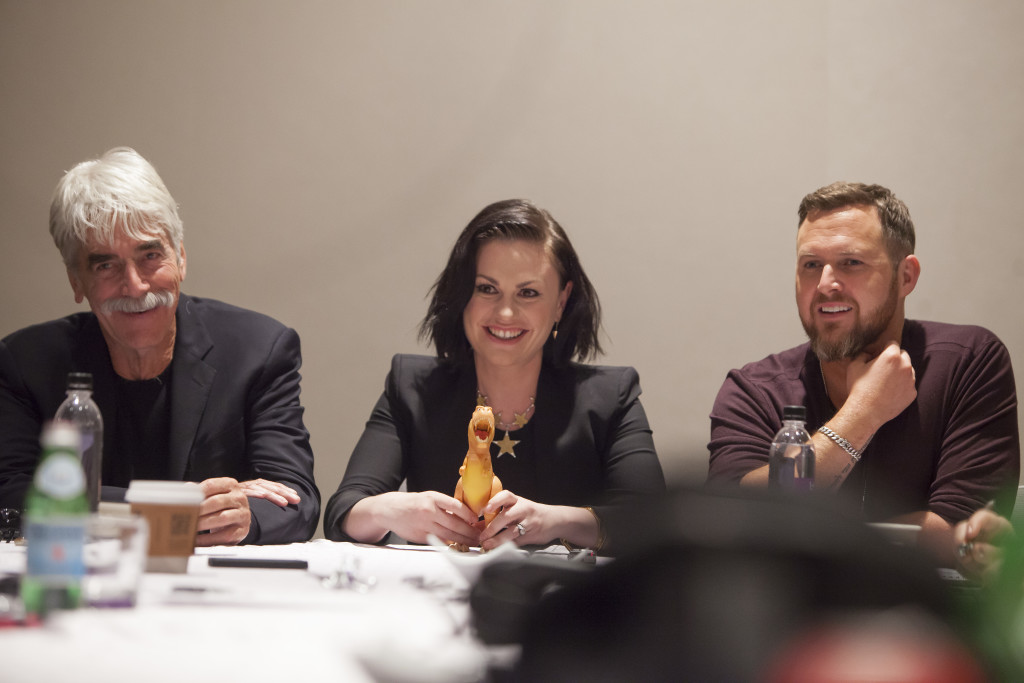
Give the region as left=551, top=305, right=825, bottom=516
left=79, top=221, right=173, bottom=254
left=799, top=203, right=880, bottom=229
left=797, top=205, right=884, bottom=244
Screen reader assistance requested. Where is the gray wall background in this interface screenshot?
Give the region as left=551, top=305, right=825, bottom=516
left=3, top=1, right=1022, bottom=536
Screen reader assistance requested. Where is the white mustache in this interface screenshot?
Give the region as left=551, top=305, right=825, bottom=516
left=101, top=291, right=176, bottom=314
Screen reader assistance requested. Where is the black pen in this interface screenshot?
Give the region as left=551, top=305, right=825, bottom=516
left=207, top=557, right=308, bottom=570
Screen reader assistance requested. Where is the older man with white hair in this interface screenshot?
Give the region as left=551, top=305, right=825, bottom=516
left=0, top=147, right=319, bottom=545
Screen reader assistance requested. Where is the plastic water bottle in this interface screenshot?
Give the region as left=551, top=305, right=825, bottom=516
left=55, top=372, right=103, bottom=512
left=21, top=422, right=89, bottom=618
left=768, top=405, right=815, bottom=492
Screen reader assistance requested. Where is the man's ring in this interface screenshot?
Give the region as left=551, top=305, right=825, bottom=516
left=957, top=541, right=974, bottom=559
left=516, top=522, right=526, bottom=538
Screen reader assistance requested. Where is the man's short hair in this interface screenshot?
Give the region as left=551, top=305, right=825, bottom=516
left=798, top=182, right=915, bottom=264
left=49, top=147, right=184, bottom=268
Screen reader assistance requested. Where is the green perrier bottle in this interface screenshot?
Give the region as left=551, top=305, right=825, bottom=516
left=21, top=421, right=89, bottom=618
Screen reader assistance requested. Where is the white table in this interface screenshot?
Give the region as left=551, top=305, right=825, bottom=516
left=0, top=540, right=542, bottom=683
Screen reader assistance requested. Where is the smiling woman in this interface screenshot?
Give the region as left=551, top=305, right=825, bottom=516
left=462, top=239, right=571, bottom=378
left=323, top=199, right=666, bottom=553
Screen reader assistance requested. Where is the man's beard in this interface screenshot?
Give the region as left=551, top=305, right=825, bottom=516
left=100, top=290, right=176, bottom=315
left=803, top=277, right=899, bottom=363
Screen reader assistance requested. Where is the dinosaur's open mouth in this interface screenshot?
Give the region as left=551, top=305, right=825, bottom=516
left=474, top=422, right=491, bottom=441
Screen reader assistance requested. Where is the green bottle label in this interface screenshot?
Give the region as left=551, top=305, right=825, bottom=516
left=25, top=518, right=86, bottom=578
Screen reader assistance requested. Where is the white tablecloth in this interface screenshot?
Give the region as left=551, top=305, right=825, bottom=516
left=0, top=540, right=536, bottom=683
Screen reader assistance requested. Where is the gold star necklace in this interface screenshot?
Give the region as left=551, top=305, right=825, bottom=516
left=476, top=390, right=535, bottom=458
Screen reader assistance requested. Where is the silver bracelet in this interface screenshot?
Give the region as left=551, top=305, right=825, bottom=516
left=818, top=426, right=862, bottom=463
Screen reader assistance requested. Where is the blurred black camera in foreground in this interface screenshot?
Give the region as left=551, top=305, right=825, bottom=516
left=474, top=488, right=999, bottom=683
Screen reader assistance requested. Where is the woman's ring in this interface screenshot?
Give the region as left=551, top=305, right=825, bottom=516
left=516, top=522, right=526, bottom=538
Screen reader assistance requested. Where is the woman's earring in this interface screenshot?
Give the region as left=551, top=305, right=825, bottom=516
left=552, top=321, right=559, bottom=340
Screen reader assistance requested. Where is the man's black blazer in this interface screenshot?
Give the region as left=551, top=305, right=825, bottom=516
left=0, top=294, right=319, bottom=544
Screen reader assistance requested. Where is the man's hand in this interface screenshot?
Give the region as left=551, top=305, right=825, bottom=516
left=845, top=342, right=917, bottom=432
left=954, top=505, right=1013, bottom=582
left=196, top=477, right=252, bottom=546
left=811, top=342, right=917, bottom=490
left=238, top=478, right=301, bottom=508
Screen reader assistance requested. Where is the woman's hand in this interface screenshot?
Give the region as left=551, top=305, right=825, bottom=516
left=478, top=490, right=546, bottom=550
left=954, top=505, right=1014, bottom=582
left=345, top=491, right=481, bottom=547
left=478, top=490, right=601, bottom=551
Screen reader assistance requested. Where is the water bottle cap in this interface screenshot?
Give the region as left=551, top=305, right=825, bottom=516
left=782, top=405, right=806, bottom=421
left=67, top=372, right=94, bottom=390
left=42, top=421, right=82, bottom=451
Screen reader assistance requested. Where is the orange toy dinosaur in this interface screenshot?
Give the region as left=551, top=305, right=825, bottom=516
left=452, top=405, right=503, bottom=550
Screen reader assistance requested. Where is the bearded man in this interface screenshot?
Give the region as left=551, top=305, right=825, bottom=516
left=707, top=181, right=1019, bottom=566
left=0, top=147, right=319, bottom=545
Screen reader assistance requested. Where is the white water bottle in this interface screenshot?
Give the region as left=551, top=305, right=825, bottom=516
left=768, top=405, right=815, bottom=492
left=54, top=372, right=104, bottom=512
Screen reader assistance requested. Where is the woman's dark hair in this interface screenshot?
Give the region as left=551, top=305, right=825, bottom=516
left=419, top=199, right=602, bottom=366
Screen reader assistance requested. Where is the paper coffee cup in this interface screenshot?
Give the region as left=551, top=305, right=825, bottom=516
left=125, top=480, right=204, bottom=573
